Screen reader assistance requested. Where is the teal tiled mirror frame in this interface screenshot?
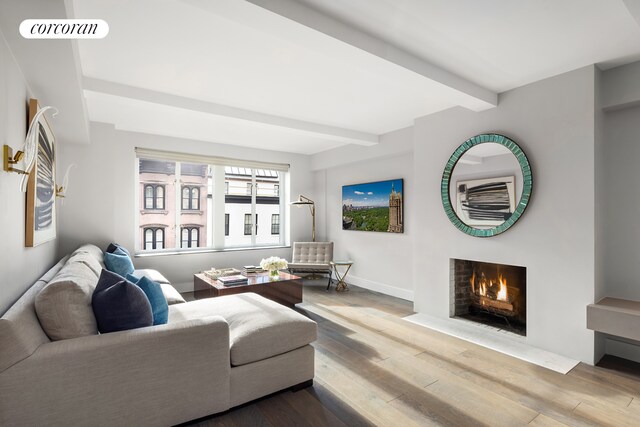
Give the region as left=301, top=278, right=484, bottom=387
left=441, top=133, right=532, bottom=237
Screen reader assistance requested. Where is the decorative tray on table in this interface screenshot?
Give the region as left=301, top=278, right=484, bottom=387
left=203, top=268, right=242, bottom=280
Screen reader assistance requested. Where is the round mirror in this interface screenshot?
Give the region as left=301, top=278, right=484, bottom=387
left=441, top=134, right=532, bottom=237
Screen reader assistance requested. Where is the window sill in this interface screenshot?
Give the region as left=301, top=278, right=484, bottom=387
left=134, top=245, right=291, bottom=258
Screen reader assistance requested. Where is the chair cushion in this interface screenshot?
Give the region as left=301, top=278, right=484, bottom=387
left=168, top=293, right=317, bottom=366
left=132, top=269, right=186, bottom=305
left=126, top=274, right=169, bottom=325
left=288, top=262, right=331, bottom=271
left=92, top=270, right=153, bottom=333
left=35, top=260, right=100, bottom=341
left=104, top=247, right=135, bottom=277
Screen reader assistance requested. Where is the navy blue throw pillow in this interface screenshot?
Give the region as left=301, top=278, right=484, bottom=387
left=126, top=274, right=169, bottom=326
left=92, top=269, right=153, bottom=333
left=106, top=243, right=130, bottom=257
left=104, top=247, right=135, bottom=277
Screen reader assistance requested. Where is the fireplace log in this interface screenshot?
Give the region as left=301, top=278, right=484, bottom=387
left=473, top=294, right=514, bottom=312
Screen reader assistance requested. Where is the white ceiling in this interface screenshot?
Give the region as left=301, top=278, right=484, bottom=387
left=293, top=0, right=640, bottom=92
left=66, top=0, right=640, bottom=154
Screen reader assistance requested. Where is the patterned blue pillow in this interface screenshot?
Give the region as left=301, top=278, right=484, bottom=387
left=92, top=269, right=152, bottom=333
left=104, top=247, right=134, bottom=277
left=126, top=274, right=169, bottom=325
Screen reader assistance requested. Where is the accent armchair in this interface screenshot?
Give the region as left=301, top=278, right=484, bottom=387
left=288, top=242, right=334, bottom=287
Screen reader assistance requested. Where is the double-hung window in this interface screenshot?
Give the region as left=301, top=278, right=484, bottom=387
left=182, top=186, right=200, bottom=210
left=143, top=227, right=164, bottom=250
left=136, top=149, right=288, bottom=253
left=181, top=227, right=199, bottom=248
left=144, top=185, right=164, bottom=210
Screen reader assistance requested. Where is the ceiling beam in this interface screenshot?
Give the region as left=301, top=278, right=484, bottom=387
left=83, top=77, right=379, bottom=146
left=623, top=0, right=640, bottom=27
left=243, top=0, right=498, bottom=111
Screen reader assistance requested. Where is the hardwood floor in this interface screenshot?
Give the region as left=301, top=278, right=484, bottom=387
left=185, top=280, right=640, bottom=426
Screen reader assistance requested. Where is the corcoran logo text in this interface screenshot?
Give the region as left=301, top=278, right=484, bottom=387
left=20, top=19, right=109, bottom=39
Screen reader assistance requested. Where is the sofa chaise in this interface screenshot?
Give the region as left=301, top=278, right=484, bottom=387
left=0, top=244, right=317, bottom=426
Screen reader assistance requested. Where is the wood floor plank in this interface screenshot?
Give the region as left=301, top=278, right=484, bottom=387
left=386, top=393, right=458, bottom=427
left=572, top=401, right=640, bottom=427
left=568, top=360, right=640, bottom=396
left=314, top=341, right=407, bottom=403
left=423, top=377, right=539, bottom=426
left=256, top=393, right=313, bottom=427
left=528, top=413, right=571, bottom=426
left=304, top=380, right=376, bottom=427
left=457, top=348, right=633, bottom=409
left=314, top=351, right=425, bottom=427
left=281, top=389, right=348, bottom=427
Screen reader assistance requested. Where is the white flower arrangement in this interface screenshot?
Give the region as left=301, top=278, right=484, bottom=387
left=260, top=256, right=288, bottom=272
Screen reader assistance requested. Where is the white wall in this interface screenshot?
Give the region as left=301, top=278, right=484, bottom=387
left=601, top=104, right=640, bottom=299
left=58, top=123, right=314, bottom=292
left=412, top=66, right=598, bottom=363
left=314, top=127, right=414, bottom=300
left=0, top=28, right=58, bottom=315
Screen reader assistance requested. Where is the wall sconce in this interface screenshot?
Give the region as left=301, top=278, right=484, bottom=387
left=56, top=164, right=75, bottom=199
left=3, top=105, right=58, bottom=191
left=290, top=194, right=316, bottom=242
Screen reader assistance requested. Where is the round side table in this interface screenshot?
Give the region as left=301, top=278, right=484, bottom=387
left=329, top=261, right=353, bottom=292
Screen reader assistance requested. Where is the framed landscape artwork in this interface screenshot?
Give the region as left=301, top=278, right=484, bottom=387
left=455, top=175, right=515, bottom=228
left=26, top=98, right=57, bottom=247
left=342, top=178, right=403, bottom=233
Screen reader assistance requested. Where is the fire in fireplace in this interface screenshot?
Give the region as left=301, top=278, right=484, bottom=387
left=451, top=259, right=526, bottom=335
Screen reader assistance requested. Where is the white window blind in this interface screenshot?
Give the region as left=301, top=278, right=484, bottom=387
left=135, top=148, right=290, bottom=172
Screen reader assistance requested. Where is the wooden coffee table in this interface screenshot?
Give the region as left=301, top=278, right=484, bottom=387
left=193, top=272, right=303, bottom=308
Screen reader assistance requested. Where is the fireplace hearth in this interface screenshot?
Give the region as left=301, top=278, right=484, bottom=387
left=451, top=258, right=526, bottom=336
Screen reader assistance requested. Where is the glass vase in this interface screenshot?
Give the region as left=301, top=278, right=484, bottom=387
left=269, top=269, right=280, bottom=280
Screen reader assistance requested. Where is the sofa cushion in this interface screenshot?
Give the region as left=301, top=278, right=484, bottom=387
left=35, top=259, right=100, bottom=341
left=104, top=247, right=135, bottom=277
left=168, top=293, right=317, bottom=366
left=67, top=252, right=103, bottom=277
left=133, top=269, right=186, bottom=305
left=126, top=274, right=169, bottom=325
left=73, top=244, right=106, bottom=267
left=92, top=270, right=153, bottom=333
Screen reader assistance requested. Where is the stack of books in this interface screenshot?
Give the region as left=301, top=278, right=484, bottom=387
left=217, top=275, right=248, bottom=287
left=242, top=265, right=266, bottom=275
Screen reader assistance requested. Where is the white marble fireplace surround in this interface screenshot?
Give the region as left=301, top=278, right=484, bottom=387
left=403, top=313, right=579, bottom=374
left=411, top=66, right=599, bottom=365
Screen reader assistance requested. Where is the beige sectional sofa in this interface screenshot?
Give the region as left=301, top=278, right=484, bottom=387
left=0, top=245, right=316, bottom=426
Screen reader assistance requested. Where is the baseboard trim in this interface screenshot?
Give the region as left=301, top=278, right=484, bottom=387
left=346, top=274, right=414, bottom=302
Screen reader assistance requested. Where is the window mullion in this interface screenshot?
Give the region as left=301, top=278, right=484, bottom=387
left=175, top=162, right=181, bottom=249
left=251, top=169, right=257, bottom=246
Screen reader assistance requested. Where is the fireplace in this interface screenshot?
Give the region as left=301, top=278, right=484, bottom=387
left=451, top=258, right=526, bottom=336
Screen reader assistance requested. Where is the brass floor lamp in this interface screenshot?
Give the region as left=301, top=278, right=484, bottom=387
left=291, top=194, right=315, bottom=242
left=291, top=195, right=324, bottom=280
